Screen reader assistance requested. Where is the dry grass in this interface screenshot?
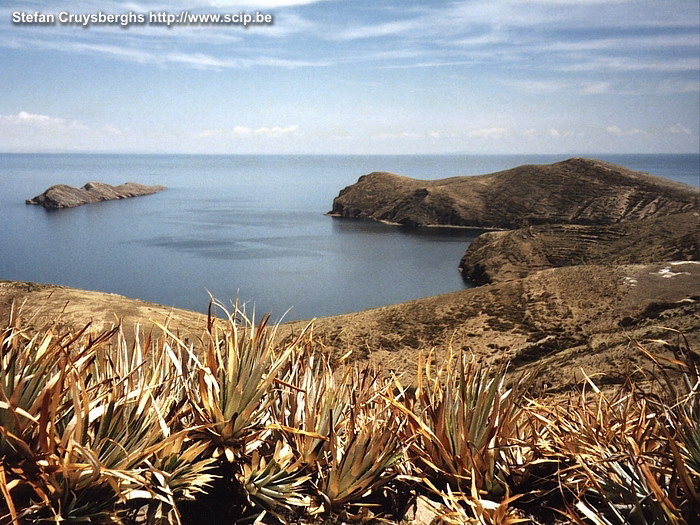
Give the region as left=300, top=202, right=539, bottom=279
left=1, top=300, right=698, bottom=524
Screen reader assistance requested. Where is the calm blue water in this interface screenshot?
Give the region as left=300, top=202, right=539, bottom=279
left=1, top=154, right=697, bottom=321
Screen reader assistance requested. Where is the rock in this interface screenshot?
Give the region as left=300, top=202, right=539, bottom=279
left=460, top=212, right=699, bottom=284
left=328, top=158, right=697, bottom=229
left=26, top=181, right=167, bottom=209
left=404, top=495, right=449, bottom=525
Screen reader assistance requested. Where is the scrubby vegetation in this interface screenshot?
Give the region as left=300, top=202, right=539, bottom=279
left=1, top=301, right=698, bottom=524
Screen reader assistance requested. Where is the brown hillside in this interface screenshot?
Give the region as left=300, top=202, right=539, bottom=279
left=329, top=158, right=697, bottom=229
left=4, top=260, right=697, bottom=394
left=460, top=211, right=699, bottom=284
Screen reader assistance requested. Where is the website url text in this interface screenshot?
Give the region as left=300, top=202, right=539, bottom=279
left=11, top=11, right=274, bottom=29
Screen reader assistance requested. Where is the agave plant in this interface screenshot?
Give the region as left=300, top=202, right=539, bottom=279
left=408, top=349, right=523, bottom=498
left=186, top=304, right=294, bottom=461
left=0, top=317, right=117, bottom=523
left=4, top=296, right=700, bottom=525
left=668, top=389, right=700, bottom=521
left=138, top=438, right=218, bottom=524
left=313, top=367, right=407, bottom=517
left=0, top=307, right=220, bottom=524
left=438, top=483, right=528, bottom=525
left=237, top=440, right=310, bottom=521
left=0, top=318, right=79, bottom=461
left=272, top=346, right=348, bottom=467
left=636, top=334, right=700, bottom=522
left=528, top=370, right=684, bottom=525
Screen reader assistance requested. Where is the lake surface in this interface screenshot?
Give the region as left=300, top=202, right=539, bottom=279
left=1, top=153, right=697, bottom=321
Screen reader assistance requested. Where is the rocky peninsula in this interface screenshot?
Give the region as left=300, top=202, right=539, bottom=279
left=328, top=158, right=697, bottom=229
left=320, top=157, right=699, bottom=389
left=26, top=181, right=167, bottom=209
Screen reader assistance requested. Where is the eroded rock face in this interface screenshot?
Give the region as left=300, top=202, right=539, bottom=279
left=328, top=158, right=697, bottom=229
left=459, top=212, right=699, bottom=284
left=26, top=182, right=167, bottom=209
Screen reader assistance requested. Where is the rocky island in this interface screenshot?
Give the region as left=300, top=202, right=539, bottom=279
left=328, top=158, right=697, bottom=229
left=26, top=181, right=167, bottom=209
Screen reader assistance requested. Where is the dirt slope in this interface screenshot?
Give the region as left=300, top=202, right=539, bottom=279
left=4, top=261, right=698, bottom=393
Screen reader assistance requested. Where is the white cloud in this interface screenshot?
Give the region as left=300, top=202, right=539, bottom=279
left=2, top=37, right=326, bottom=69
left=547, top=128, right=575, bottom=138
left=655, top=80, right=700, bottom=94
left=333, top=20, right=416, bottom=41
left=520, top=0, right=630, bottom=4
left=374, top=131, right=421, bottom=139
left=513, top=80, right=570, bottom=93
left=563, top=56, right=700, bottom=73
left=514, top=79, right=611, bottom=96
left=516, top=78, right=699, bottom=96
left=53, top=0, right=326, bottom=9
left=467, top=127, right=511, bottom=139
left=196, top=125, right=299, bottom=138
left=174, top=0, right=325, bottom=6
left=606, top=125, right=646, bottom=136
left=545, top=34, right=700, bottom=53
left=2, top=111, right=61, bottom=126
left=0, top=111, right=88, bottom=130
left=101, top=125, right=130, bottom=136
left=581, top=81, right=611, bottom=94
left=667, top=123, right=692, bottom=135
left=0, top=111, right=134, bottom=151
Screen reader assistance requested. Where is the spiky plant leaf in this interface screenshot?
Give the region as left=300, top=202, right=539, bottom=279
left=187, top=303, right=294, bottom=460
left=238, top=440, right=310, bottom=520
left=409, top=350, right=522, bottom=496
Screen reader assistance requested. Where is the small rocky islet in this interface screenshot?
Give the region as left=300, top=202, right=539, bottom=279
left=26, top=181, right=166, bottom=209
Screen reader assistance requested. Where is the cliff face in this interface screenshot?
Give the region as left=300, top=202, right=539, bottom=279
left=460, top=212, right=700, bottom=284
left=329, top=158, right=697, bottom=229
left=26, top=182, right=167, bottom=209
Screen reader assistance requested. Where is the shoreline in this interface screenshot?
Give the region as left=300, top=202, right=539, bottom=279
left=325, top=212, right=506, bottom=231
left=4, top=260, right=698, bottom=392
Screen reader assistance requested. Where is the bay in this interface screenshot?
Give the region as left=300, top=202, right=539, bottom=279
left=0, top=153, right=697, bottom=321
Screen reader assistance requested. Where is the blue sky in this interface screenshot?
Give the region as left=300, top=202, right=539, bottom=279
left=1, top=0, right=698, bottom=154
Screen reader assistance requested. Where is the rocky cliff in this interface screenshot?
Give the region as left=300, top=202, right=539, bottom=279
left=460, top=212, right=700, bottom=284
left=26, top=182, right=167, bottom=209
left=328, top=158, right=697, bottom=229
